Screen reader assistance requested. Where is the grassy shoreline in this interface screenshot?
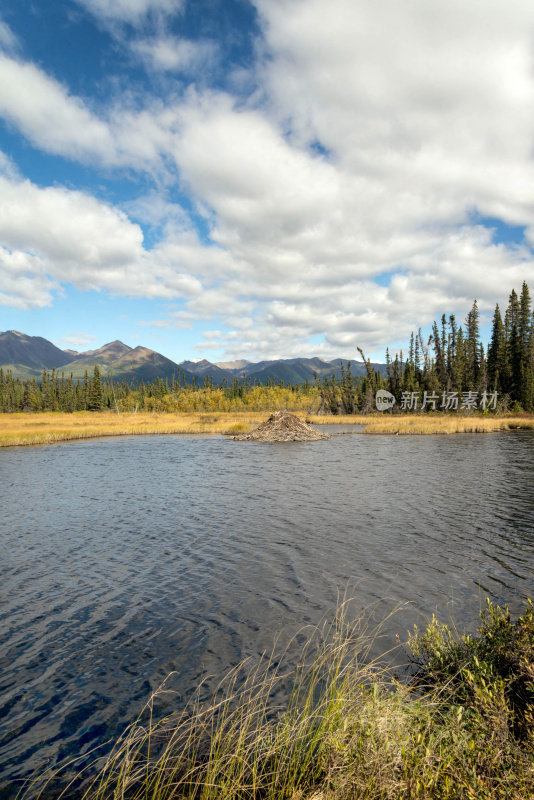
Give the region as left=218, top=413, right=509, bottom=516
left=19, top=599, right=534, bottom=800
left=0, top=411, right=268, bottom=447
left=1, top=411, right=534, bottom=447
left=307, top=413, right=534, bottom=435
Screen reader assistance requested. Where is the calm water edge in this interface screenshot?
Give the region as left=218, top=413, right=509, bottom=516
left=1, top=430, right=533, bottom=793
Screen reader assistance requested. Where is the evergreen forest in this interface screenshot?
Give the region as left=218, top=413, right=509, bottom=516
left=317, top=280, right=534, bottom=414
left=1, top=281, right=533, bottom=414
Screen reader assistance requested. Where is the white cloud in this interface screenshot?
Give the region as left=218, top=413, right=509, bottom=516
left=2, top=1, right=534, bottom=358
left=0, top=54, right=117, bottom=164
left=163, top=0, right=534, bottom=358
left=138, top=309, right=197, bottom=329
left=0, top=149, right=19, bottom=180
left=0, top=53, right=178, bottom=169
left=0, top=173, right=207, bottom=307
left=0, top=18, right=18, bottom=52
left=75, top=0, right=184, bottom=24
left=55, top=333, right=97, bottom=349
left=133, top=36, right=218, bottom=73
left=0, top=175, right=143, bottom=274
left=0, top=246, right=57, bottom=309
left=255, top=0, right=534, bottom=221
left=164, top=88, right=532, bottom=358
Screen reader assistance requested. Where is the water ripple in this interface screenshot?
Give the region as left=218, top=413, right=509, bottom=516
left=0, top=431, right=533, bottom=787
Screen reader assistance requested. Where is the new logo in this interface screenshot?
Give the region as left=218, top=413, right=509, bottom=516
left=375, top=390, right=396, bottom=411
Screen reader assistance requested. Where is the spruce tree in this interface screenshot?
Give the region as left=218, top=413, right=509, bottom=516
left=477, top=342, right=487, bottom=395
left=487, top=304, right=508, bottom=391
left=524, top=310, right=534, bottom=410
left=88, top=365, right=104, bottom=411
left=518, top=282, right=533, bottom=408
left=506, top=289, right=521, bottom=397
left=452, top=326, right=466, bottom=393
left=465, top=299, right=480, bottom=388
left=431, top=319, right=448, bottom=388
left=518, top=282, right=531, bottom=359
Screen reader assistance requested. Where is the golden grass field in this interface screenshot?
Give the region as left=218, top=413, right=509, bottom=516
left=307, top=413, right=534, bottom=435
left=0, top=411, right=268, bottom=447
left=0, top=410, right=533, bottom=447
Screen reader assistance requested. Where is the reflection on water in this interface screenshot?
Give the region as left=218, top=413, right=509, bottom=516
left=0, top=431, right=533, bottom=788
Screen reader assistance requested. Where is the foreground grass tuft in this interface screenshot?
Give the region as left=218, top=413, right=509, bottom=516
left=21, top=600, right=534, bottom=800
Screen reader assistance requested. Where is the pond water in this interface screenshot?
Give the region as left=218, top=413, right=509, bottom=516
left=1, top=430, right=533, bottom=793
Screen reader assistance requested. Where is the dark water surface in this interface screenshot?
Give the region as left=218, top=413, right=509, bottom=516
left=1, top=430, right=533, bottom=791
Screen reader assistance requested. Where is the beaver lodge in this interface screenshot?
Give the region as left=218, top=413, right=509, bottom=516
left=232, top=410, right=330, bottom=442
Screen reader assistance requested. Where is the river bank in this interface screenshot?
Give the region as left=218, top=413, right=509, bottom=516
left=307, top=413, right=534, bottom=435
left=18, top=599, right=534, bottom=800
left=0, top=411, right=266, bottom=447
left=1, top=410, right=533, bottom=447
left=1, top=411, right=534, bottom=447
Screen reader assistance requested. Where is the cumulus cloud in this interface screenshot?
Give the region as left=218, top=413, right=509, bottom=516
left=138, top=310, right=197, bottom=329
left=255, top=0, right=534, bottom=222
left=133, top=36, right=218, bottom=73
left=0, top=53, right=178, bottom=169
left=0, top=149, right=20, bottom=180
left=2, top=0, right=534, bottom=358
left=0, top=176, right=143, bottom=276
left=0, top=246, right=58, bottom=309
left=75, top=0, right=184, bottom=24
left=0, top=18, right=18, bottom=52
left=55, top=333, right=97, bottom=349
left=0, top=54, right=117, bottom=164
left=163, top=84, right=532, bottom=358
left=161, top=0, right=534, bottom=358
left=0, top=172, right=208, bottom=307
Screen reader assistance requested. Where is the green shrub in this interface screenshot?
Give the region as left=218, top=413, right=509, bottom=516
left=409, top=598, right=534, bottom=743
left=21, top=600, right=534, bottom=800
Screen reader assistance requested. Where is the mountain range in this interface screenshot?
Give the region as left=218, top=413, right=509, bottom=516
left=0, top=330, right=386, bottom=385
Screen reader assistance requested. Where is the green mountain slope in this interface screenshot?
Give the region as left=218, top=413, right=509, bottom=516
left=0, top=330, right=74, bottom=376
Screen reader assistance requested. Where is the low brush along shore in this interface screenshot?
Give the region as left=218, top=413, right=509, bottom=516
left=1, top=411, right=534, bottom=447
left=19, top=599, right=534, bottom=800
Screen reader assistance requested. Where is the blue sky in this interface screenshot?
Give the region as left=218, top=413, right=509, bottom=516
left=0, top=0, right=533, bottom=364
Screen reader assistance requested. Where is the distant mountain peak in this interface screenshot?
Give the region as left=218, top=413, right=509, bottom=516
left=0, top=329, right=75, bottom=372
left=0, top=330, right=386, bottom=383
left=82, top=340, right=132, bottom=358
left=180, top=358, right=211, bottom=367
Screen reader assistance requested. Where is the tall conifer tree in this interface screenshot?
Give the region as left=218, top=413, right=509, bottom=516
left=88, top=365, right=104, bottom=411
left=506, top=289, right=521, bottom=396
left=487, top=304, right=507, bottom=391
left=465, top=299, right=480, bottom=388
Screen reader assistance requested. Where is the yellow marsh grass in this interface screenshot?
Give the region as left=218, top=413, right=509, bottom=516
left=0, top=411, right=268, bottom=447
left=307, top=413, right=534, bottom=435
left=1, top=411, right=533, bottom=447
left=20, top=600, right=534, bottom=800
left=19, top=603, right=413, bottom=800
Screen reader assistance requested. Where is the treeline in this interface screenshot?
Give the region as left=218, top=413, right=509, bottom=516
left=0, top=366, right=316, bottom=414
left=317, top=281, right=534, bottom=413
left=2, top=282, right=532, bottom=415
